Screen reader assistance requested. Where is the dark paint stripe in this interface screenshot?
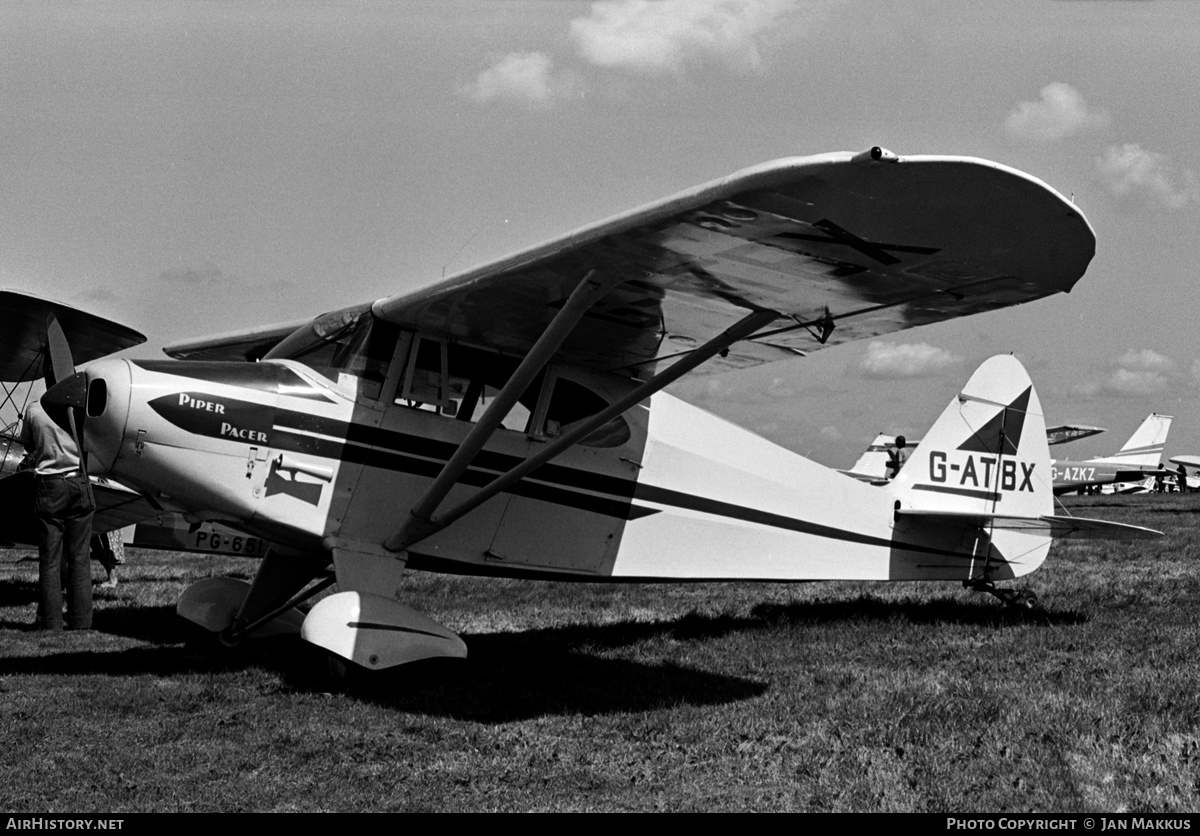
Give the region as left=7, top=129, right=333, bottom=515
left=347, top=621, right=453, bottom=639
left=911, top=483, right=1000, bottom=501
left=270, top=427, right=658, bottom=522
left=271, top=423, right=985, bottom=560
left=630, top=483, right=983, bottom=560
left=146, top=368, right=995, bottom=561
left=272, top=407, right=641, bottom=499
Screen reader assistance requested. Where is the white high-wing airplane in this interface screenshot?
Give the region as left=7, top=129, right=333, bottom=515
left=39, top=149, right=1158, bottom=673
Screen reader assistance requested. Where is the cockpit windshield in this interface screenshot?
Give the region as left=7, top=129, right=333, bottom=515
left=264, top=305, right=399, bottom=390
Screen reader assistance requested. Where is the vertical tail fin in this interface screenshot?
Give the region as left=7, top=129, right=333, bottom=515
left=888, top=355, right=1053, bottom=579
left=891, top=355, right=1052, bottom=518
left=1096, top=413, right=1172, bottom=466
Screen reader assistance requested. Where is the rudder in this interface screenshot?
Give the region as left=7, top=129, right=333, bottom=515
left=888, top=355, right=1054, bottom=581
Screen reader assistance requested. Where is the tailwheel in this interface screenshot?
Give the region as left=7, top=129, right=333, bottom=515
left=965, top=580, right=1039, bottom=610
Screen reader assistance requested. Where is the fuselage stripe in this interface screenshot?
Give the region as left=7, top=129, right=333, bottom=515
left=265, top=409, right=988, bottom=559
left=910, top=483, right=1000, bottom=501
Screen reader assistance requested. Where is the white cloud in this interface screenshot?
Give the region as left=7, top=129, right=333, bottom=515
left=1004, top=82, right=1109, bottom=142
left=1070, top=348, right=1178, bottom=400
left=1116, top=348, right=1174, bottom=373
left=819, top=425, right=842, bottom=441
left=1096, top=144, right=1198, bottom=210
left=462, top=52, right=578, bottom=107
left=569, top=0, right=801, bottom=76
left=860, top=341, right=959, bottom=379
left=1103, top=368, right=1170, bottom=398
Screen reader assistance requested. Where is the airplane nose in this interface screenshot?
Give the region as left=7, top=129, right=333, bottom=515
left=43, top=359, right=132, bottom=474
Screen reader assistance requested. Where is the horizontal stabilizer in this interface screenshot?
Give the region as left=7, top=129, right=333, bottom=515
left=894, top=508, right=1161, bottom=540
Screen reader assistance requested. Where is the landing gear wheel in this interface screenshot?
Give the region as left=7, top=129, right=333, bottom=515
left=1011, top=590, right=1038, bottom=610
left=965, top=580, right=1039, bottom=610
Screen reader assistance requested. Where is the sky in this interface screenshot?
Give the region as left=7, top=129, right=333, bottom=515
left=2, top=0, right=1199, bottom=469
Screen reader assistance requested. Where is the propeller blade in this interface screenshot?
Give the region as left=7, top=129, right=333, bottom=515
left=42, top=316, right=92, bottom=501
left=45, top=314, right=76, bottom=388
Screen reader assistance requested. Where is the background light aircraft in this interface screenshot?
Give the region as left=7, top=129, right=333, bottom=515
left=37, top=150, right=1157, bottom=674
left=843, top=422, right=1109, bottom=485
left=839, top=433, right=921, bottom=485
left=1167, top=456, right=1200, bottom=492
left=1045, top=424, right=1107, bottom=447
left=1050, top=413, right=1173, bottom=495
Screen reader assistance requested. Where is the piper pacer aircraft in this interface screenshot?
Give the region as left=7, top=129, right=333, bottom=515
left=1051, top=413, right=1173, bottom=495
left=39, top=149, right=1158, bottom=673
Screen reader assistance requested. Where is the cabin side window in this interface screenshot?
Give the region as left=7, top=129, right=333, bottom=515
left=532, top=368, right=630, bottom=448
left=395, top=336, right=533, bottom=432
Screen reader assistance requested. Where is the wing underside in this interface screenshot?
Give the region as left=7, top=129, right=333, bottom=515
left=371, top=151, right=1095, bottom=376
left=164, top=151, right=1096, bottom=375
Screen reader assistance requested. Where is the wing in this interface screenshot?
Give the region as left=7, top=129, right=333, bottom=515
left=368, top=149, right=1095, bottom=376
left=1170, top=455, right=1200, bottom=470
left=0, top=289, right=146, bottom=382
left=163, top=317, right=310, bottom=362
left=1045, top=424, right=1107, bottom=446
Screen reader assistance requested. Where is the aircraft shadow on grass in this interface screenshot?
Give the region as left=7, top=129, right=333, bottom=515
left=0, top=594, right=1085, bottom=721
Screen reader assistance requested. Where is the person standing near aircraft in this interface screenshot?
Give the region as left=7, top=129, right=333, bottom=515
left=20, top=400, right=95, bottom=631
left=91, top=531, right=123, bottom=589
left=886, top=436, right=908, bottom=480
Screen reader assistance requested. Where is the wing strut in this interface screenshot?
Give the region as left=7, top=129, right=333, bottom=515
left=384, top=307, right=779, bottom=553
left=386, top=269, right=627, bottom=552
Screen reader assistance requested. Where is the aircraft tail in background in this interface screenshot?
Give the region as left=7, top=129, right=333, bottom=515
left=839, top=433, right=918, bottom=484
left=1095, top=413, right=1172, bottom=467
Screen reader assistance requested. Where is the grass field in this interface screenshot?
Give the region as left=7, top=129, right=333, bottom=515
left=2, top=494, right=1198, bottom=812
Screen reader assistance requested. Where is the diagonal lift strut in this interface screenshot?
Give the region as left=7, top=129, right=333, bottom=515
left=384, top=305, right=779, bottom=553
left=384, top=269, right=626, bottom=552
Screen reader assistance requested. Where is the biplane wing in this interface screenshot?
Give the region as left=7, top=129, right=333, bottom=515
left=0, top=289, right=145, bottom=382
left=165, top=149, right=1095, bottom=375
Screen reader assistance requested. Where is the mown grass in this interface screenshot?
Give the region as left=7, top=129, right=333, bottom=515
left=2, top=494, right=1198, bottom=812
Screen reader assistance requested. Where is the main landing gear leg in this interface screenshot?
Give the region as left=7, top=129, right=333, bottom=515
left=965, top=580, right=1038, bottom=610
left=177, top=548, right=331, bottom=643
